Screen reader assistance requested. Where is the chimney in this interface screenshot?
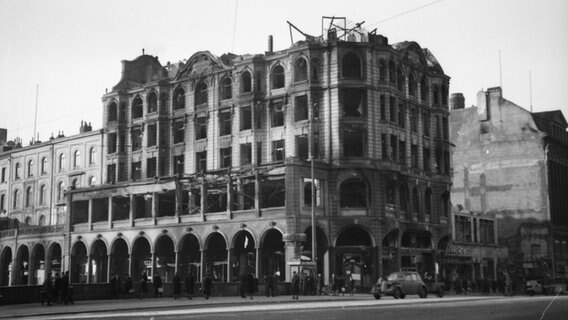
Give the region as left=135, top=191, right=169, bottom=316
left=268, top=35, right=273, bottom=54
left=450, top=93, right=465, bottom=110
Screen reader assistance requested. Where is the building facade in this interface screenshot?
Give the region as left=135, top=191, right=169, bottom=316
left=1, top=21, right=453, bottom=292
left=450, top=87, right=568, bottom=281
left=0, top=123, right=104, bottom=286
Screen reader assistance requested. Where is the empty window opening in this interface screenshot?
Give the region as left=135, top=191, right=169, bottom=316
left=340, top=178, right=367, bottom=208
left=342, top=52, right=361, bottom=78
left=272, top=65, right=285, bottom=89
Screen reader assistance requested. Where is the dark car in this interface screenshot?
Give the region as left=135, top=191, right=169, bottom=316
left=371, top=271, right=428, bottom=299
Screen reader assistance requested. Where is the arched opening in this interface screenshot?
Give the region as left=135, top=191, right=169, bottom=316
left=221, top=77, right=232, bottom=100
left=70, top=241, right=87, bottom=283
left=173, top=87, right=185, bottom=110
left=401, top=230, right=434, bottom=274
left=342, top=52, right=361, bottom=78
left=382, top=229, right=399, bottom=276
left=110, top=238, right=129, bottom=280
left=335, top=226, right=374, bottom=289
left=441, top=192, right=450, bottom=219
left=241, top=71, right=252, bottom=93
left=30, top=243, right=45, bottom=285
left=132, top=95, right=143, bottom=119
left=399, top=185, right=409, bottom=215
left=132, top=237, right=152, bottom=282
left=178, top=234, right=201, bottom=280
left=195, top=81, right=208, bottom=105
left=15, top=245, right=29, bottom=285
left=108, top=101, right=118, bottom=122
left=397, top=67, right=405, bottom=92
left=294, top=58, right=308, bottom=82
left=73, top=150, right=81, bottom=168
left=147, top=92, right=158, bottom=113
left=408, top=72, right=417, bottom=97
left=205, top=233, right=227, bottom=282
left=420, top=76, right=428, bottom=102
left=271, top=65, right=285, bottom=89
left=90, top=240, right=108, bottom=283
left=388, top=60, right=396, bottom=83
left=260, top=229, right=285, bottom=282
left=339, top=177, right=367, bottom=208
left=155, top=235, right=175, bottom=283
left=47, top=242, right=62, bottom=281
left=302, top=226, right=329, bottom=276
left=231, top=230, right=255, bottom=281
left=378, top=59, right=386, bottom=81
left=0, top=247, right=13, bottom=286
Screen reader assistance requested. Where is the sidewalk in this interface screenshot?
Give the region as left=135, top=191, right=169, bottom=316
left=0, top=293, right=372, bottom=319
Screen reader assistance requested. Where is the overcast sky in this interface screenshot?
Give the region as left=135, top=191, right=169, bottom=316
left=1, top=0, right=567, bottom=144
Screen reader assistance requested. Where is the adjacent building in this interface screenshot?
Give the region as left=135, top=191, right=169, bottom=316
left=1, top=19, right=453, bottom=293
left=450, top=87, right=568, bottom=281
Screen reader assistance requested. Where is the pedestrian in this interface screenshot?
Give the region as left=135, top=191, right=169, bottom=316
left=503, top=271, right=512, bottom=296
left=337, top=273, right=345, bottom=296
left=316, top=273, right=324, bottom=295
left=462, top=277, right=469, bottom=295
left=185, top=272, right=195, bottom=299
left=153, top=273, right=163, bottom=298
left=265, top=273, right=275, bottom=297
left=53, top=273, right=62, bottom=304
left=124, top=274, right=133, bottom=297
left=61, top=271, right=70, bottom=304
left=63, top=271, right=74, bottom=305
left=348, top=274, right=355, bottom=296
left=291, top=271, right=300, bottom=300
left=139, top=272, right=148, bottom=299
left=330, top=273, right=338, bottom=296
left=202, top=273, right=212, bottom=299
left=173, top=272, right=181, bottom=299
left=40, top=273, right=53, bottom=306
left=240, top=272, right=248, bottom=298
left=246, top=271, right=255, bottom=299
left=110, top=274, right=118, bottom=299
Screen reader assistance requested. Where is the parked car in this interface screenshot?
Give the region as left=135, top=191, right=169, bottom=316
left=526, top=279, right=544, bottom=296
left=371, top=271, right=428, bottom=299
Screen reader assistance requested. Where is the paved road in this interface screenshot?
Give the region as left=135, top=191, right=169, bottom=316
left=2, top=294, right=567, bottom=320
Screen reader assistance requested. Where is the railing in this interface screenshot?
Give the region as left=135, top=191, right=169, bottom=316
left=18, top=225, right=64, bottom=235
left=0, top=229, right=16, bottom=238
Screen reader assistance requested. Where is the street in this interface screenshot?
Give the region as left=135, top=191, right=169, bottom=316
left=7, top=294, right=567, bottom=320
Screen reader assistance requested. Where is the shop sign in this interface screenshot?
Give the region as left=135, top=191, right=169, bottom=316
left=445, top=244, right=470, bottom=257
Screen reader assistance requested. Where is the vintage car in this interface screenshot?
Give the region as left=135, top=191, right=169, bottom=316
left=371, top=271, right=428, bottom=299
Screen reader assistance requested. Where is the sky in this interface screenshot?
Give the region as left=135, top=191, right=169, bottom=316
left=1, top=0, right=567, bottom=144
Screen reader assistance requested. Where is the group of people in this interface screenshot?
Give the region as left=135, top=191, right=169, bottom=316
left=447, top=270, right=514, bottom=296
left=40, top=271, right=73, bottom=306
left=329, top=273, right=356, bottom=296
left=109, top=272, right=206, bottom=300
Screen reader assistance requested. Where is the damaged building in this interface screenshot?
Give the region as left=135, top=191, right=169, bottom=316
left=450, top=87, right=568, bottom=281
left=0, top=18, right=453, bottom=298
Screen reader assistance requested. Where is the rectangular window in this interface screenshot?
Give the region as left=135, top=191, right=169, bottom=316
left=343, top=125, right=364, bottom=157
left=442, top=116, right=449, bottom=140
left=380, top=95, right=386, bottom=120
left=342, top=88, right=366, bottom=117
left=410, top=108, right=418, bottom=132
left=132, top=161, right=142, bottom=180
left=196, top=151, right=207, bottom=172
left=296, top=135, right=309, bottom=160
left=398, top=103, right=405, bottom=128
left=240, top=106, right=252, bottom=131
left=399, top=140, right=406, bottom=165
left=444, top=150, right=450, bottom=174
left=107, top=164, right=116, bottom=183
left=196, top=116, right=207, bottom=140
left=271, top=102, right=284, bottom=127
left=390, top=134, right=398, bottom=161
left=1, top=167, right=5, bottom=183
left=411, top=144, right=418, bottom=168
left=272, top=140, right=285, bottom=161
left=132, top=126, right=142, bottom=151
left=173, top=155, right=184, bottom=175
left=294, top=95, right=308, bottom=121
left=147, top=157, right=157, bottom=178
left=173, top=119, right=185, bottom=144
left=423, top=111, right=430, bottom=136
left=240, top=143, right=252, bottom=166
left=256, top=142, right=263, bottom=165
left=381, top=134, right=387, bottom=159
left=220, top=147, right=232, bottom=168
left=455, top=215, right=472, bottom=242
left=389, top=97, right=396, bottom=122
left=219, top=112, right=232, bottom=136
left=423, top=147, right=431, bottom=171
left=108, top=133, right=117, bottom=154
left=147, top=124, right=157, bottom=147
left=119, top=133, right=125, bottom=153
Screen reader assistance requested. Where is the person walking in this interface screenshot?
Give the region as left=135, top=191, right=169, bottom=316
left=110, top=274, right=119, bottom=299
left=291, top=271, right=300, bottom=300
left=239, top=272, right=248, bottom=298
left=139, top=272, right=148, bottom=299
left=265, top=273, right=275, bottom=297
left=53, top=273, right=62, bottom=304
left=153, top=273, right=163, bottom=298
left=124, top=274, right=133, bottom=297
left=316, top=273, right=324, bottom=295
left=61, top=271, right=71, bottom=304
left=202, top=273, right=212, bottom=299
left=173, top=272, right=181, bottom=299
left=185, top=272, right=195, bottom=299
left=504, top=271, right=512, bottom=296
left=246, top=271, right=255, bottom=299
left=330, top=273, right=338, bottom=296
left=348, top=274, right=355, bottom=296
left=40, top=273, right=53, bottom=306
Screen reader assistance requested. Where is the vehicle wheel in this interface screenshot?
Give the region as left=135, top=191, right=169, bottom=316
left=393, top=288, right=402, bottom=299
left=401, top=293, right=406, bottom=299
left=437, top=288, right=444, bottom=298
left=419, top=287, right=427, bottom=298
left=373, top=294, right=381, bottom=300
